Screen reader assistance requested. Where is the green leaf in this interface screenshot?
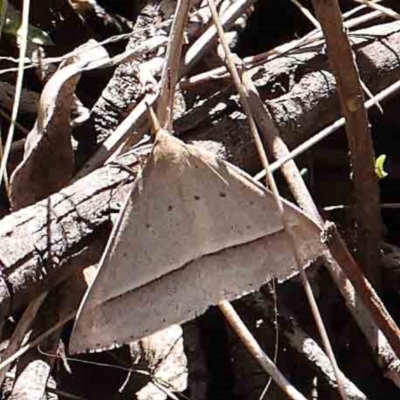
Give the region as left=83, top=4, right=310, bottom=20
left=0, top=0, right=8, bottom=39
left=3, top=3, right=54, bottom=46
left=375, top=154, right=388, bottom=179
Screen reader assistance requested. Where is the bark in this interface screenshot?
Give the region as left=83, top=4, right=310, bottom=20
left=2, top=21, right=400, bottom=328
left=0, top=149, right=145, bottom=319
left=176, top=21, right=400, bottom=173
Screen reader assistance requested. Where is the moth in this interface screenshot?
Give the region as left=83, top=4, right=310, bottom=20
left=70, top=127, right=323, bottom=353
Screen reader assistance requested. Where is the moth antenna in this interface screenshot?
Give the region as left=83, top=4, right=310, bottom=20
left=145, top=102, right=162, bottom=140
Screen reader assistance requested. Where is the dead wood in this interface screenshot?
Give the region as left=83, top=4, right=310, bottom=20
left=74, top=1, right=169, bottom=159
left=1, top=16, right=400, bottom=400
left=73, top=21, right=400, bottom=177
left=0, top=149, right=146, bottom=320
left=175, top=21, right=400, bottom=173
left=1, top=18, right=399, bottom=353
left=311, top=0, right=382, bottom=292
left=10, top=41, right=108, bottom=210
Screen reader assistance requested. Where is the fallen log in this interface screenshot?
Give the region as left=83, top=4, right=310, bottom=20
left=176, top=21, right=400, bottom=172
left=0, top=149, right=145, bottom=319
left=2, top=21, right=400, bottom=326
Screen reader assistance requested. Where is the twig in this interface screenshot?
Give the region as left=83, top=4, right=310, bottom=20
left=219, top=301, right=307, bottom=400
left=0, top=311, right=76, bottom=372
left=0, top=108, right=30, bottom=136
left=73, top=92, right=157, bottom=181
left=206, top=0, right=347, bottom=398
left=353, top=0, right=400, bottom=20
left=325, top=203, right=400, bottom=211
left=255, top=78, right=400, bottom=179
left=290, top=0, right=320, bottom=29
left=183, top=0, right=258, bottom=74
left=75, top=0, right=257, bottom=179
left=322, top=222, right=400, bottom=359
left=244, top=73, right=400, bottom=384
left=0, top=0, right=30, bottom=194
left=254, top=292, right=367, bottom=399
left=157, top=0, right=191, bottom=130
left=0, top=292, right=48, bottom=387
left=311, top=0, right=382, bottom=288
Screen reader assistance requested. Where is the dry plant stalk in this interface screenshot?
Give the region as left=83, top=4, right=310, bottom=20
left=75, top=0, right=257, bottom=180
left=243, top=73, right=400, bottom=384
left=311, top=0, right=382, bottom=288
left=70, top=11, right=323, bottom=400
left=0, top=0, right=31, bottom=194
left=156, top=0, right=191, bottom=130
left=255, top=77, right=400, bottom=181
left=206, top=0, right=347, bottom=398
left=219, top=300, right=307, bottom=400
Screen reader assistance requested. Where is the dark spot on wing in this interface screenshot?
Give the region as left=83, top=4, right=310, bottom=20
left=219, top=192, right=227, bottom=198
left=145, top=223, right=151, bottom=228
left=168, top=205, right=173, bottom=211
left=194, top=195, right=200, bottom=200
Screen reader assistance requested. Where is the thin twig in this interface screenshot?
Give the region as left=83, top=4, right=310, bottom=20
left=206, top=0, right=347, bottom=398
left=290, top=0, right=320, bottom=29
left=219, top=301, right=307, bottom=400
left=0, top=292, right=48, bottom=386
left=311, top=0, right=382, bottom=289
left=322, top=222, right=400, bottom=359
left=157, top=0, right=191, bottom=130
left=0, top=0, right=30, bottom=194
left=353, top=0, right=400, bottom=20
left=183, top=0, right=258, bottom=75
left=75, top=0, right=256, bottom=179
left=244, top=73, right=400, bottom=384
left=255, top=78, right=400, bottom=179
left=0, top=311, right=76, bottom=372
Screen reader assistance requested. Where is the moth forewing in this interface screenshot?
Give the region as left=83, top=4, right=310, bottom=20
left=70, top=131, right=323, bottom=353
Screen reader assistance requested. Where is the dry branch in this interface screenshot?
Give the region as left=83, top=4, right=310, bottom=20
left=311, top=0, right=382, bottom=294
left=1, top=19, right=400, bottom=351
left=0, top=149, right=146, bottom=319
left=250, top=292, right=368, bottom=400
left=207, top=1, right=345, bottom=397
left=176, top=21, right=400, bottom=173
left=242, top=69, right=400, bottom=384
left=1, top=18, right=400, bottom=400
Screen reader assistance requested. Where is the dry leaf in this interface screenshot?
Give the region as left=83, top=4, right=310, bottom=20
left=10, top=40, right=108, bottom=210
left=70, top=130, right=324, bottom=353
